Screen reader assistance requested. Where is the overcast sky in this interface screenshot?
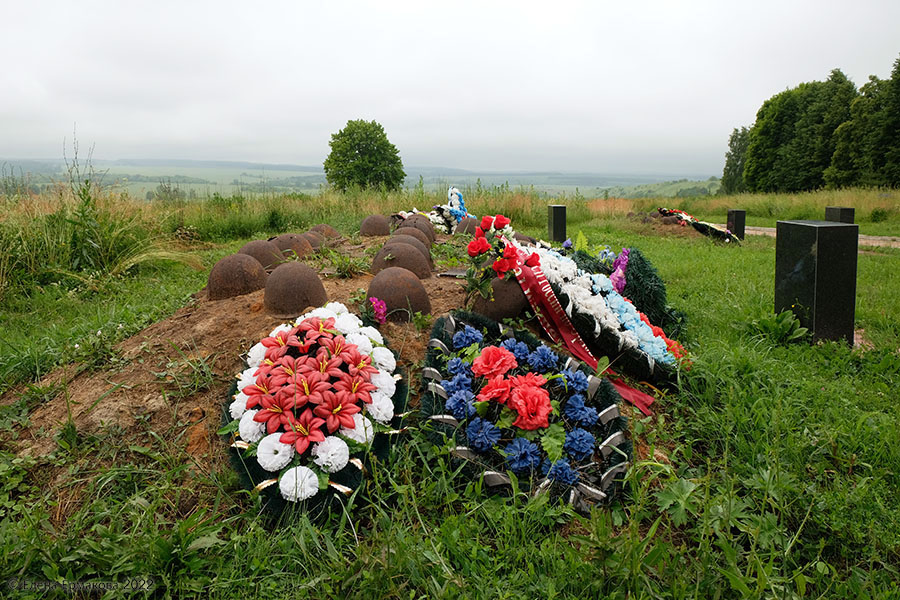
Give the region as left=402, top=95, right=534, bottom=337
left=1, top=1, right=898, bottom=176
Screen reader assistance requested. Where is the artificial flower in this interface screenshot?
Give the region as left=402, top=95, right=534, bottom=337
left=563, top=394, right=599, bottom=427
left=253, top=393, right=298, bottom=434
left=257, top=433, right=295, bottom=472
left=279, top=466, right=319, bottom=501
left=371, top=346, right=396, bottom=372
left=371, top=369, right=397, bottom=398
left=229, top=393, right=249, bottom=419
left=476, top=376, right=512, bottom=405
left=508, top=385, right=552, bottom=430
left=452, top=325, right=483, bottom=349
left=340, top=413, right=374, bottom=444
left=526, top=345, right=558, bottom=372
left=311, top=436, right=350, bottom=473
left=239, top=409, right=266, bottom=443
left=315, top=389, right=363, bottom=432
left=465, top=417, right=501, bottom=452
left=445, top=389, right=476, bottom=420
left=279, top=409, right=326, bottom=454
left=545, top=458, right=579, bottom=485
left=467, top=237, right=491, bottom=257
left=365, top=391, right=395, bottom=423
left=493, top=214, right=510, bottom=229
left=503, top=437, right=542, bottom=473
left=471, top=345, right=517, bottom=379
left=564, top=428, right=596, bottom=461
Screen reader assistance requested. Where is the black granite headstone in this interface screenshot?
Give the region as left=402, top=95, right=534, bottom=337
left=727, top=209, right=746, bottom=240
left=825, top=206, right=855, bottom=223
left=774, top=220, right=858, bottom=344
left=549, top=205, right=566, bottom=242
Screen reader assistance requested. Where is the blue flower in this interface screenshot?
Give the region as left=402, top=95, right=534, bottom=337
left=503, top=437, right=543, bottom=473
left=466, top=417, right=501, bottom=452
left=445, top=390, right=476, bottom=420
left=564, top=428, right=596, bottom=461
left=500, top=338, right=531, bottom=361
left=452, top=325, right=483, bottom=350
left=558, top=368, right=589, bottom=393
left=527, top=345, right=559, bottom=372
left=447, top=357, right=472, bottom=377
left=543, top=458, right=579, bottom=485
left=563, top=394, right=599, bottom=427
left=562, top=238, right=573, bottom=249
left=440, top=373, right=472, bottom=395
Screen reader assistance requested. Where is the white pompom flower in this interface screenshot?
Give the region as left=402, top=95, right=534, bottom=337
left=346, top=332, right=373, bottom=355
left=340, top=413, right=375, bottom=444
left=324, top=302, right=349, bottom=315
left=371, top=347, right=396, bottom=373
left=229, top=393, right=249, bottom=420
left=238, top=410, right=265, bottom=443
left=358, top=326, right=384, bottom=346
left=298, top=307, right=337, bottom=324
left=311, top=436, right=350, bottom=473
left=279, top=466, right=319, bottom=502
left=237, top=368, right=257, bottom=392
left=365, top=392, right=395, bottom=424
left=247, top=343, right=267, bottom=368
left=268, top=323, right=293, bottom=338
left=371, top=369, right=396, bottom=398
left=256, top=433, right=295, bottom=472
left=333, top=313, right=362, bottom=335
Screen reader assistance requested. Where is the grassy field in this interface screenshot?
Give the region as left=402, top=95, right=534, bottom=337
left=1, top=185, right=899, bottom=598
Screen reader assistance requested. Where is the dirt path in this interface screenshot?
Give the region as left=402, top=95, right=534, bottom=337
left=732, top=225, right=900, bottom=249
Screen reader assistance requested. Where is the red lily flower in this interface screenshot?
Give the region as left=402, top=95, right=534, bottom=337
left=242, top=374, right=275, bottom=409
left=268, top=355, right=302, bottom=387
left=345, top=348, right=377, bottom=379
left=252, top=359, right=275, bottom=377
left=261, top=330, right=304, bottom=361
left=333, top=372, right=376, bottom=404
left=299, top=317, right=336, bottom=343
left=276, top=371, right=331, bottom=408
left=313, top=390, right=361, bottom=433
left=308, top=349, right=344, bottom=378
left=279, top=409, right=326, bottom=454
left=319, top=335, right=356, bottom=365
left=253, top=393, right=298, bottom=434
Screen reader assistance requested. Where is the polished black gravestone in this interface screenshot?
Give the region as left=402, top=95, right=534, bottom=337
left=825, top=206, right=855, bottom=223
left=774, top=220, right=858, bottom=344
left=549, top=205, right=567, bottom=242
left=727, top=209, right=746, bottom=240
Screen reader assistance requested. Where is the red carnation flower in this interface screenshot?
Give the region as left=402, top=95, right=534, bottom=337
left=472, top=345, right=518, bottom=379
left=508, top=372, right=546, bottom=389
left=509, top=384, right=552, bottom=430
left=476, top=376, right=512, bottom=405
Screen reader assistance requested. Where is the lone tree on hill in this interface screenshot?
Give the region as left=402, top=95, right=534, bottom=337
left=323, top=119, right=406, bottom=191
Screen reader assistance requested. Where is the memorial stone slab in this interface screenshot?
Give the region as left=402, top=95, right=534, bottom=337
left=825, top=206, right=855, bottom=223
left=727, top=209, right=746, bottom=240
left=774, top=220, right=858, bottom=344
left=549, top=205, right=567, bottom=242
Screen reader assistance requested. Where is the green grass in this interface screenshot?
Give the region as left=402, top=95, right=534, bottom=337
left=1, top=189, right=899, bottom=598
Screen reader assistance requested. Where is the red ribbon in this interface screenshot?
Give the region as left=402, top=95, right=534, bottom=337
left=504, top=238, right=655, bottom=416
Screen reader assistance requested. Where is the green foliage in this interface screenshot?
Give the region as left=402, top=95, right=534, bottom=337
left=323, top=119, right=406, bottom=191
left=153, top=341, right=217, bottom=399
left=749, top=310, right=810, bottom=345
left=744, top=69, right=858, bottom=193
left=720, top=126, right=750, bottom=194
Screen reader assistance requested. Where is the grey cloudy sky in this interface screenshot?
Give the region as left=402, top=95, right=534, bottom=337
left=1, top=0, right=898, bottom=175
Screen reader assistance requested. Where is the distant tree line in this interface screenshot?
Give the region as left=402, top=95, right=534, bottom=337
left=721, top=54, right=900, bottom=193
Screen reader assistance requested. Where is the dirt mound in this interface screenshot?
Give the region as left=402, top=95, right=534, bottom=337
left=1, top=236, right=468, bottom=477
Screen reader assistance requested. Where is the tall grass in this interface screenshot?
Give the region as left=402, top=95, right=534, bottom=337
left=0, top=181, right=199, bottom=301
